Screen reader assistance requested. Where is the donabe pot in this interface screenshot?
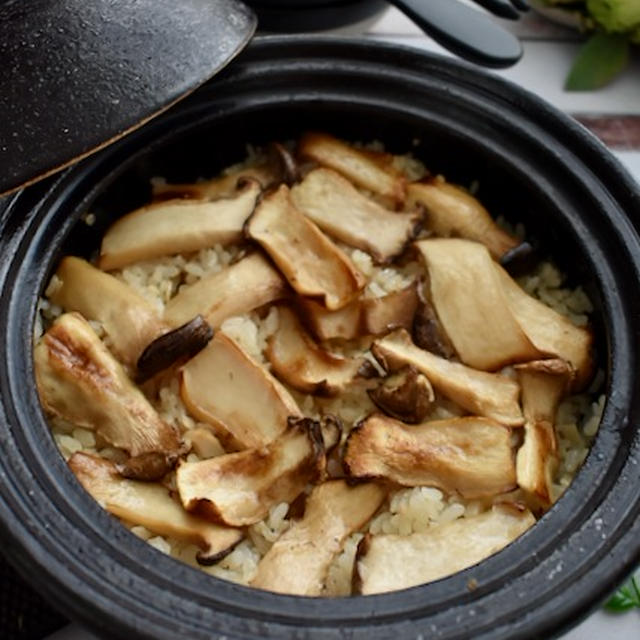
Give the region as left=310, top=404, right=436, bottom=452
left=1, top=36, right=639, bottom=640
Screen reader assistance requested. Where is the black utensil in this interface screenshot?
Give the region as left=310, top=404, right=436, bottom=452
left=389, top=0, right=523, bottom=67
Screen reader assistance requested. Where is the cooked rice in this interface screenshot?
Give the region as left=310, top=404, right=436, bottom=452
left=36, top=144, right=606, bottom=595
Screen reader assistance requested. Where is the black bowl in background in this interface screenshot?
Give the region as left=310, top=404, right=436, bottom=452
left=246, top=0, right=387, bottom=31
left=1, top=36, right=640, bottom=640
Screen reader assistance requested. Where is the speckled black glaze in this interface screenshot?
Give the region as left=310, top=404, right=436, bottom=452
left=0, top=0, right=256, bottom=196
left=0, top=36, right=640, bottom=640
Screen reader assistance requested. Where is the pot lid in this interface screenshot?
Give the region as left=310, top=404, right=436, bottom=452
left=0, top=0, right=256, bottom=197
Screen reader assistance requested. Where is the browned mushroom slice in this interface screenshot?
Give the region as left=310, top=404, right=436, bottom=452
left=362, top=283, right=420, bottom=336
left=344, top=414, right=516, bottom=499
left=415, top=239, right=543, bottom=371
left=35, top=313, right=182, bottom=461
left=246, top=185, right=365, bottom=310
left=152, top=164, right=278, bottom=201
left=299, top=133, right=406, bottom=206
left=494, top=264, right=594, bottom=390
left=412, top=280, right=456, bottom=359
left=320, top=415, right=343, bottom=453
left=136, top=315, right=213, bottom=383
left=290, top=168, right=420, bottom=263
left=176, top=418, right=326, bottom=527
left=69, top=453, right=242, bottom=565
left=251, top=480, right=386, bottom=595
left=266, top=306, right=366, bottom=396
left=163, top=252, right=288, bottom=329
left=298, top=297, right=361, bottom=340
left=407, top=181, right=519, bottom=259
left=355, top=504, right=535, bottom=595
left=514, top=359, right=573, bottom=508
left=99, top=180, right=261, bottom=270
left=48, top=256, right=168, bottom=366
left=181, top=331, right=302, bottom=450
left=269, top=142, right=300, bottom=186
left=372, top=329, right=523, bottom=426
left=368, top=367, right=434, bottom=424
left=298, top=283, right=418, bottom=341
left=184, top=427, right=225, bottom=460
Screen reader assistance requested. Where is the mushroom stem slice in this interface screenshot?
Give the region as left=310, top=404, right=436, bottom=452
left=362, top=283, right=420, bottom=336
left=163, top=252, right=289, bottom=329
left=266, top=306, right=366, bottom=397
left=407, top=181, right=519, bottom=260
left=372, top=329, right=523, bottom=426
left=48, top=256, right=168, bottom=366
left=344, top=414, right=516, bottom=499
left=299, top=133, right=406, bottom=207
left=412, top=280, right=456, bottom=359
left=514, top=359, right=573, bottom=509
left=152, top=164, right=278, bottom=201
left=99, top=180, right=261, bottom=270
left=355, top=504, right=535, bottom=595
left=251, top=480, right=386, bottom=596
left=136, top=315, right=213, bottom=383
left=367, top=366, right=434, bottom=424
left=35, top=313, right=182, bottom=459
left=415, top=239, right=543, bottom=371
left=176, top=418, right=326, bottom=527
left=246, top=185, right=366, bottom=310
left=69, top=453, right=242, bottom=565
left=269, top=142, right=300, bottom=186
left=180, top=331, right=302, bottom=451
left=298, top=282, right=419, bottom=341
left=515, top=358, right=573, bottom=425
left=290, top=168, right=420, bottom=263
left=494, top=264, right=594, bottom=390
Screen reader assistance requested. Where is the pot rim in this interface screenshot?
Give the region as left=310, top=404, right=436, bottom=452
left=1, top=35, right=639, bottom=640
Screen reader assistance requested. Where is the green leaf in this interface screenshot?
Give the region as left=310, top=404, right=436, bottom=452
left=565, top=32, right=630, bottom=91
left=605, top=577, right=640, bottom=613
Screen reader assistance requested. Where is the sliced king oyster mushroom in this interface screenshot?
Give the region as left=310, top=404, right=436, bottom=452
left=367, top=366, right=434, bottom=424
left=69, top=452, right=242, bottom=565
left=298, top=282, right=419, bottom=341
left=514, top=358, right=573, bottom=509
left=48, top=256, right=169, bottom=367
left=245, top=184, right=366, bottom=310
left=136, top=315, right=213, bottom=383
left=344, top=413, right=516, bottom=499
left=266, top=306, right=368, bottom=397
left=181, top=331, right=302, bottom=451
left=163, top=252, right=289, bottom=329
left=354, top=504, right=535, bottom=595
left=99, top=179, right=261, bottom=270
left=415, top=238, right=543, bottom=371
left=35, top=313, right=183, bottom=473
left=251, top=480, right=386, bottom=596
left=407, top=180, right=519, bottom=260
left=299, top=132, right=406, bottom=207
left=176, top=417, right=326, bottom=527
left=372, top=329, right=523, bottom=426
left=290, top=167, right=421, bottom=263
left=494, top=263, right=594, bottom=390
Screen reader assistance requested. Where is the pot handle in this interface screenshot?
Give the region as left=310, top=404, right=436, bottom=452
left=387, top=0, right=523, bottom=68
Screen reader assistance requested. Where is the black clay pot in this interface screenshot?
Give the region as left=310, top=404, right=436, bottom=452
left=1, top=36, right=640, bottom=640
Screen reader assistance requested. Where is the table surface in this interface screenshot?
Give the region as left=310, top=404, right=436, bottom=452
left=48, top=5, right=639, bottom=640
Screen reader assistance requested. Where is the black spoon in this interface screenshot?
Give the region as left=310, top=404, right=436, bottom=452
left=389, top=0, right=523, bottom=68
